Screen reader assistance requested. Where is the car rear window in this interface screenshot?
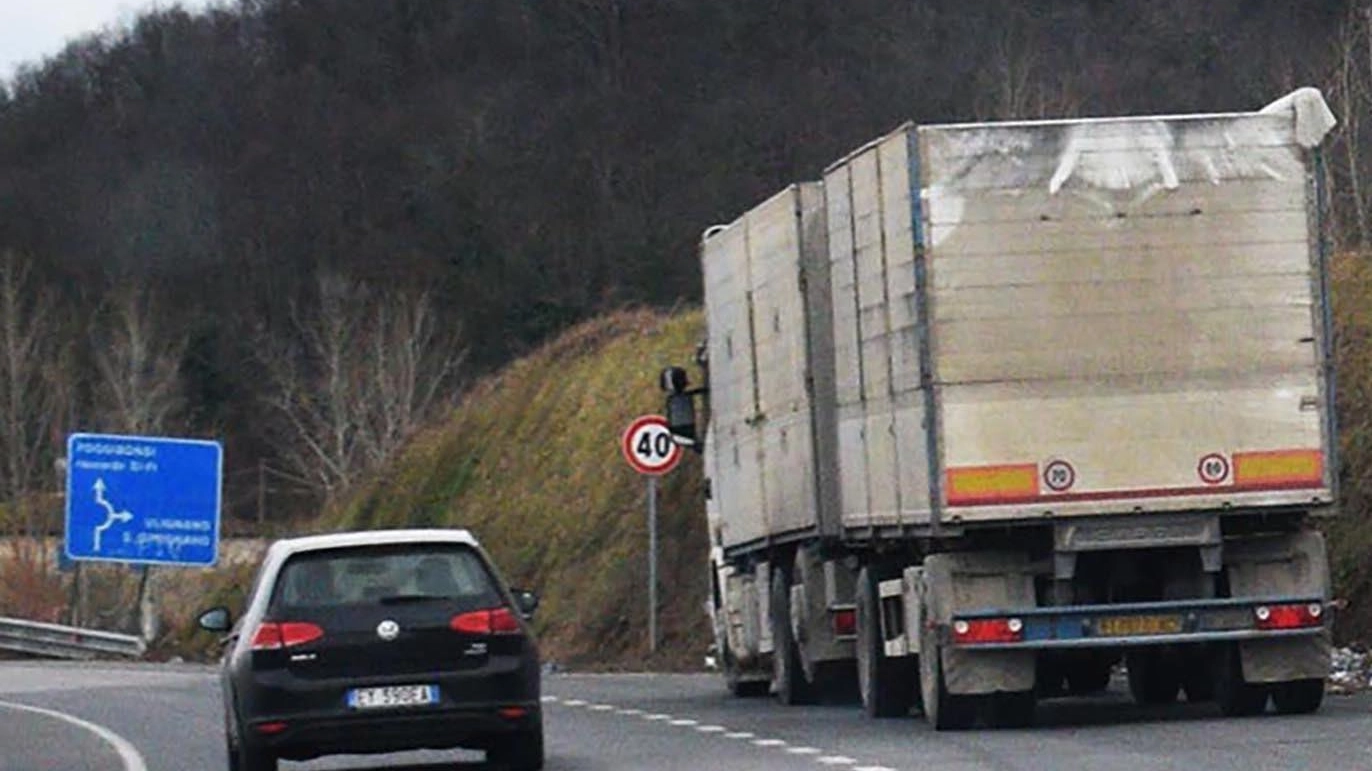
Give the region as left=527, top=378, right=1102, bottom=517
left=271, top=544, right=500, bottom=609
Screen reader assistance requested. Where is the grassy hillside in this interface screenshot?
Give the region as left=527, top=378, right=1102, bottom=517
left=335, top=308, right=710, bottom=668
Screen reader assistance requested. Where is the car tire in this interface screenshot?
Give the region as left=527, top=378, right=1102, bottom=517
left=229, top=736, right=276, bottom=771
left=487, top=721, right=545, bottom=771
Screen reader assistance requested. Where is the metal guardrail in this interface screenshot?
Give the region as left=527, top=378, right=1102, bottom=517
left=0, top=616, right=145, bottom=660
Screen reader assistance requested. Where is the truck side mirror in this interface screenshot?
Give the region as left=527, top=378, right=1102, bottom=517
left=666, top=392, right=698, bottom=446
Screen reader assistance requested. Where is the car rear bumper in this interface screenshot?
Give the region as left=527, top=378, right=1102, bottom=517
left=249, top=702, right=541, bottom=760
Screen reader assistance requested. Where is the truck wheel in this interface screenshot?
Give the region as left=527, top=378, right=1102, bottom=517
left=1064, top=656, right=1113, bottom=695
left=1270, top=678, right=1323, bottom=715
left=1126, top=649, right=1179, bottom=705
left=918, top=619, right=975, bottom=730
left=988, top=690, right=1035, bottom=728
left=771, top=566, right=816, bottom=706
left=1179, top=649, right=1215, bottom=703
left=1215, top=644, right=1268, bottom=717
left=723, top=644, right=770, bottom=698
left=856, top=567, right=914, bottom=717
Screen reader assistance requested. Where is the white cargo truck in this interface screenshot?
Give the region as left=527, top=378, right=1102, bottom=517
left=660, top=89, right=1340, bottom=728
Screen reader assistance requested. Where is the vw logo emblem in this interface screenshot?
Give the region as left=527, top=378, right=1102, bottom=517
left=376, top=619, right=400, bottom=641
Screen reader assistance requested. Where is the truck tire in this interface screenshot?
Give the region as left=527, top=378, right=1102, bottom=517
left=1215, top=644, right=1268, bottom=717
left=1065, top=657, right=1112, bottom=695
left=771, top=566, right=816, bottom=706
left=1270, top=678, right=1323, bottom=715
left=918, top=617, right=975, bottom=730
left=723, top=644, right=770, bottom=698
left=1125, top=649, right=1179, bottom=705
left=856, top=567, right=915, bottom=717
left=988, top=690, right=1035, bottom=729
left=1179, top=648, right=1215, bottom=703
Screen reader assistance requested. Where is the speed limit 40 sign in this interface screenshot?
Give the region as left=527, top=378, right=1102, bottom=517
left=622, top=415, right=682, bottom=475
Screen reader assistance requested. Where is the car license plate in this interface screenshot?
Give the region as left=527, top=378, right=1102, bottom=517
left=1096, top=614, right=1183, bottom=637
left=347, top=684, right=438, bottom=709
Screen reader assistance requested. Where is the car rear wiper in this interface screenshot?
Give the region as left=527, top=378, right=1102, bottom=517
left=377, top=593, right=448, bottom=605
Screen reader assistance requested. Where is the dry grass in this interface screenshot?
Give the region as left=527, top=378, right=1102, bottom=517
left=332, top=307, right=711, bottom=669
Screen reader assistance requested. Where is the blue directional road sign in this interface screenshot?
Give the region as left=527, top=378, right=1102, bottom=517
left=64, top=433, right=223, bottom=567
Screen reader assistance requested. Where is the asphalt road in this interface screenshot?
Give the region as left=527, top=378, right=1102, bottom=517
left=1, top=662, right=1370, bottom=771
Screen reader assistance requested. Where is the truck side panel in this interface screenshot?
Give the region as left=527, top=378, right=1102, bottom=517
left=705, top=185, right=832, bottom=551
left=824, top=132, right=934, bottom=532
left=703, top=214, right=766, bottom=547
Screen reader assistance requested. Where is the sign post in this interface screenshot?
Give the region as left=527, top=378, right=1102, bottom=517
left=64, top=433, right=223, bottom=567
left=621, top=415, right=682, bottom=654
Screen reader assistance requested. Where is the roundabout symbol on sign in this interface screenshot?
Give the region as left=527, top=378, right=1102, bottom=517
left=1042, top=460, right=1076, bottom=492
left=1197, top=453, right=1230, bottom=485
left=621, top=415, right=682, bottom=476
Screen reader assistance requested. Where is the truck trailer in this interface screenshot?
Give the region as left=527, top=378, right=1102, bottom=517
left=660, top=88, right=1340, bottom=729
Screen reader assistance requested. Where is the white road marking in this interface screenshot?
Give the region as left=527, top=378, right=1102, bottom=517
left=540, top=696, right=559, bottom=703
left=753, top=738, right=788, bottom=747
left=551, top=691, right=887, bottom=771
left=0, top=700, right=147, bottom=771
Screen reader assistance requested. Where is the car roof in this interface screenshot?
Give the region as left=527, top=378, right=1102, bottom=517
left=268, top=528, right=480, bottom=559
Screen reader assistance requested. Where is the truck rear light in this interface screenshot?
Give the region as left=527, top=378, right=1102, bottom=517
left=831, top=608, right=857, bottom=637
left=250, top=622, right=324, bottom=650
left=1254, top=603, right=1323, bottom=630
left=254, top=721, right=289, bottom=736
left=498, top=706, right=529, bottom=719
left=952, top=617, right=1023, bottom=645
left=451, top=607, right=522, bottom=635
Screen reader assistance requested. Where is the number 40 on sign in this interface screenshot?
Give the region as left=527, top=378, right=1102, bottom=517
left=621, top=415, right=682, bottom=475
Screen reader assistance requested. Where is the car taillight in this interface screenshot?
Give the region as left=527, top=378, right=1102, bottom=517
left=951, top=617, right=1023, bottom=645
left=1254, top=603, right=1323, bottom=630
left=450, top=607, right=522, bottom=635
left=831, top=608, right=857, bottom=637
left=251, top=621, right=325, bottom=650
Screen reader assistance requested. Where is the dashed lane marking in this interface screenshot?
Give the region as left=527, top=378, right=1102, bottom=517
left=752, top=739, right=788, bottom=748
left=724, top=731, right=755, bottom=739
left=787, top=747, right=821, bottom=755
left=818, top=757, right=858, bottom=766
left=669, top=718, right=698, bottom=726
left=695, top=725, right=726, bottom=733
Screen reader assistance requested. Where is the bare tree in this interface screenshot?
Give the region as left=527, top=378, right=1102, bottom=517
left=260, top=273, right=464, bottom=504
left=0, top=251, right=67, bottom=537
left=89, top=282, right=188, bottom=435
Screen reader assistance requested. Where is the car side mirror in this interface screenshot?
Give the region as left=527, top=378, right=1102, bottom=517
left=513, top=589, right=539, bottom=619
left=197, top=606, right=232, bottom=633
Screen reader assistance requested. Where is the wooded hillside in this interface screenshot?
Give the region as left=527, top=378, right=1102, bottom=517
left=0, top=0, right=1368, bottom=527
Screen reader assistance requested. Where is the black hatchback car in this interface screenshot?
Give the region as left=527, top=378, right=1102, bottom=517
left=198, top=528, right=542, bottom=771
